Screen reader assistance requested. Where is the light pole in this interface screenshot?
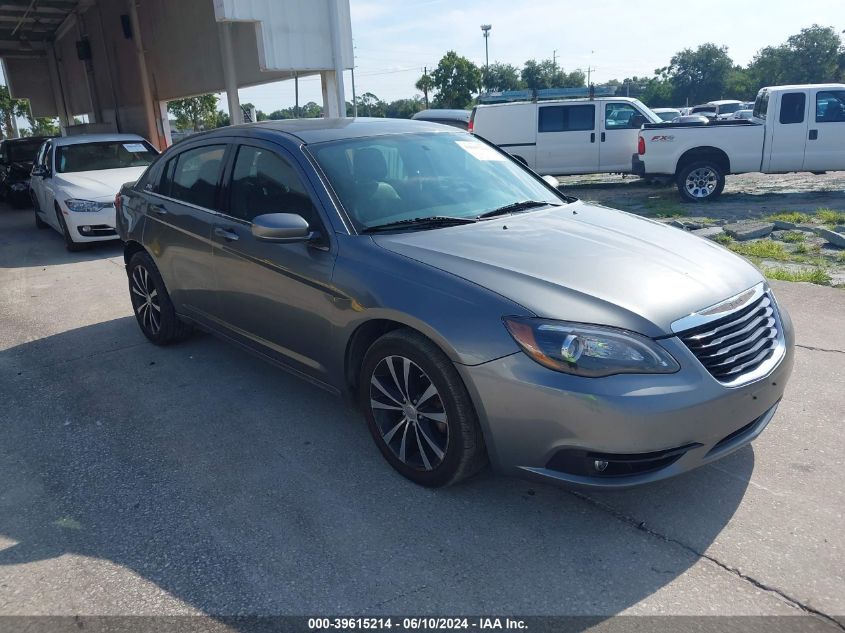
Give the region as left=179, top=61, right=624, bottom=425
left=480, top=24, right=491, bottom=88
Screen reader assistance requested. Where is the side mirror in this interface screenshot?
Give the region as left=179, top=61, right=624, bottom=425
left=630, top=114, right=647, bottom=128
left=31, top=165, right=49, bottom=178
left=252, top=213, right=312, bottom=242
left=542, top=175, right=559, bottom=188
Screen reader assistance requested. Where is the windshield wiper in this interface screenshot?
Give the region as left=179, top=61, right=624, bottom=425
left=361, top=216, right=478, bottom=234
left=477, top=200, right=561, bottom=219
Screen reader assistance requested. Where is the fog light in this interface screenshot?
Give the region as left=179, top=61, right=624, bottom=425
left=80, top=225, right=92, bottom=234
left=594, top=460, right=608, bottom=472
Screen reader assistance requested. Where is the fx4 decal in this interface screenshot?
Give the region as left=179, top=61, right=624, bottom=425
left=650, top=135, right=675, bottom=142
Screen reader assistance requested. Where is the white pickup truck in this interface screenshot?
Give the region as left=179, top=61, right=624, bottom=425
left=632, top=83, right=845, bottom=201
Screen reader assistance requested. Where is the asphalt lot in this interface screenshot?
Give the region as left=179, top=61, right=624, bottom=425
left=0, top=202, right=843, bottom=626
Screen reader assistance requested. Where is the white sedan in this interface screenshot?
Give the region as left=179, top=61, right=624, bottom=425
left=30, top=134, right=158, bottom=251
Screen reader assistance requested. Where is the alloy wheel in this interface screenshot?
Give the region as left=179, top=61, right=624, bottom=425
left=131, top=265, right=161, bottom=335
left=684, top=167, right=718, bottom=198
left=369, top=355, right=449, bottom=471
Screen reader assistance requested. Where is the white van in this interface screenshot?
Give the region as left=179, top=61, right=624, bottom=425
left=469, top=97, right=660, bottom=176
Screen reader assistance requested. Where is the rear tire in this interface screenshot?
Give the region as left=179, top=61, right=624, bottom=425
left=676, top=160, right=725, bottom=202
left=127, top=251, right=192, bottom=345
left=359, top=329, right=487, bottom=487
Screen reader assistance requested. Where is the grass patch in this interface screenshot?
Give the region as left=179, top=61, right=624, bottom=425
left=713, top=233, right=733, bottom=245
left=643, top=197, right=687, bottom=218
left=815, top=208, right=845, bottom=227
left=768, top=211, right=811, bottom=224
left=729, top=240, right=790, bottom=261
left=779, top=231, right=806, bottom=243
left=762, top=267, right=832, bottom=285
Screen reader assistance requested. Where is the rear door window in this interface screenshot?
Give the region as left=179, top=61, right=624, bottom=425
left=538, top=105, right=595, bottom=133
left=816, top=90, right=845, bottom=123
left=162, top=144, right=226, bottom=209
left=779, top=93, right=806, bottom=124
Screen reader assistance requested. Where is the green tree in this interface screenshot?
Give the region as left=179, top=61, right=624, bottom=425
left=520, top=59, right=584, bottom=90
left=356, top=92, right=387, bottom=117
left=521, top=59, right=563, bottom=90
left=26, top=115, right=60, bottom=137
left=664, top=43, right=734, bottom=104
left=386, top=98, right=424, bottom=119
left=168, top=94, right=219, bottom=131
left=431, top=51, right=481, bottom=109
left=725, top=67, right=756, bottom=101
left=0, top=85, right=29, bottom=138
left=415, top=72, right=435, bottom=108
left=639, top=78, right=673, bottom=107
left=482, top=62, right=524, bottom=92
left=749, top=25, right=843, bottom=88
left=300, top=101, right=323, bottom=118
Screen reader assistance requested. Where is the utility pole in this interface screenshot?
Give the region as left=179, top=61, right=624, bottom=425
left=422, top=66, right=430, bottom=108
left=480, top=24, right=491, bottom=88
left=552, top=50, right=557, bottom=66
left=294, top=72, right=299, bottom=118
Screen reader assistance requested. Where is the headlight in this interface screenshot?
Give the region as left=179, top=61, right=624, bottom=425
left=64, top=199, right=111, bottom=213
left=503, top=317, right=680, bottom=377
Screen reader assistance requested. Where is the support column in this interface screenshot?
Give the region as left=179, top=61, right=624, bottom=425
left=46, top=43, right=71, bottom=132
left=327, top=0, right=347, bottom=118
left=321, top=71, right=341, bottom=118
left=128, top=0, right=165, bottom=149
left=219, top=22, right=242, bottom=126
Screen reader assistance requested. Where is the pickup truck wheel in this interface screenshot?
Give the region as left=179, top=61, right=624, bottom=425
left=677, top=161, right=725, bottom=202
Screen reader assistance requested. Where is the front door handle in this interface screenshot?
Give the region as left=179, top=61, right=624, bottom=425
left=809, top=129, right=818, bottom=140
left=601, top=132, right=606, bottom=142
left=149, top=203, right=167, bottom=215
left=214, top=226, right=239, bottom=241
left=590, top=133, right=595, bottom=143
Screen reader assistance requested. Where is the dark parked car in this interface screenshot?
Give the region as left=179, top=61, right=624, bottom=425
left=116, top=118, right=793, bottom=489
left=0, top=136, right=52, bottom=207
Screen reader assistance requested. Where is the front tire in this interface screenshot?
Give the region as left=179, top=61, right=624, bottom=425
left=127, top=251, right=192, bottom=345
left=676, top=160, right=725, bottom=202
left=55, top=207, right=85, bottom=252
left=359, top=329, right=487, bottom=487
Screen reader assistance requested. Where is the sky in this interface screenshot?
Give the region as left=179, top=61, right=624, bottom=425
left=2, top=0, right=842, bottom=123
left=235, top=0, right=845, bottom=113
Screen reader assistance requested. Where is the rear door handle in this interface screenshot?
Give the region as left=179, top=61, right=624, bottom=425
left=214, top=226, right=239, bottom=241
left=590, top=133, right=595, bottom=143
left=809, top=129, right=818, bottom=140
left=601, top=132, right=606, bottom=142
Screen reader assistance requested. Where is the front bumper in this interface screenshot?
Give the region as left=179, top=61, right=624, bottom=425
left=458, top=309, right=795, bottom=489
left=61, top=202, right=118, bottom=242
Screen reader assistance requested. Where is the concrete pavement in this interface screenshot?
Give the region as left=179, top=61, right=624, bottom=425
left=0, top=204, right=843, bottom=626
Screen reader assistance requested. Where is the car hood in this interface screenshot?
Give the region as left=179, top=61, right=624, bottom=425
left=56, top=167, right=147, bottom=202
left=372, top=201, right=762, bottom=337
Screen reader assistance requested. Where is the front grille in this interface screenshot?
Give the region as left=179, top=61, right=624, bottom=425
left=679, top=291, right=781, bottom=384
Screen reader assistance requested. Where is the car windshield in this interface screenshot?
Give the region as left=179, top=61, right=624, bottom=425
left=56, top=140, right=158, bottom=173
left=8, top=140, right=45, bottom=163
left=656, top=111, right=678, bottom=121
left=310, top=132, right=562, bottom=232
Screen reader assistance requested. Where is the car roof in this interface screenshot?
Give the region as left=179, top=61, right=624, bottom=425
left=761, top=83, right=845, bottom=92
left=476, top=96, right=642, bottom=109
left=707, top=100, right=743, bottom=105
left=412, top=109, right=471, bottom=122
left=191, top=117, right=459, bottom=144
left=51, top=133, right=148, bottom=147
left=1, top=136, right=52, bottom=144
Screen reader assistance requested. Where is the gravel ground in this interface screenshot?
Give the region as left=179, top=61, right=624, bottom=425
left=557, top=171, right=845, bottom=286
